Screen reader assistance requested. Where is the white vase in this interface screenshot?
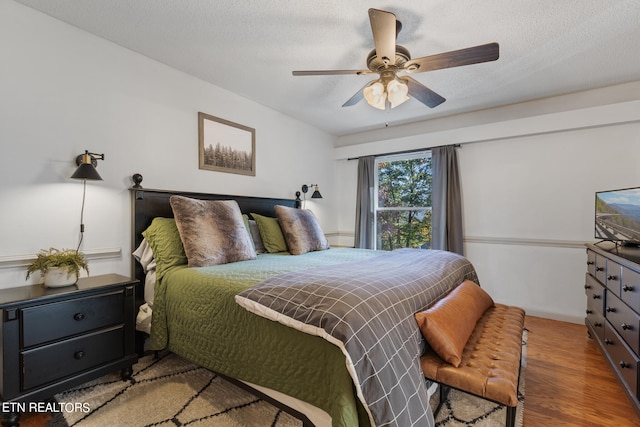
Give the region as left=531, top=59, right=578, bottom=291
left=43, top=267, right=78, bottom=287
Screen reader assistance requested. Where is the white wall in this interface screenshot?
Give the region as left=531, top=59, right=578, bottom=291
left=0, top=1, right=337, bottom=287
left=461, top=123, right=640, bottom=322
left=334, top=86, right=640, bottom=323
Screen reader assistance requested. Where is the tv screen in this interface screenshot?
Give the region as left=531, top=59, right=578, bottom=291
left=595, top=187, right=640, bottom=243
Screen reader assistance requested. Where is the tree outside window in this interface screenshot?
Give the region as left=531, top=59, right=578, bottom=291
left=375, top=152, right=432, bottom=250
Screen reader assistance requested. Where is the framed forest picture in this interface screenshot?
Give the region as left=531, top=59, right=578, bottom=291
left=198, top=112, right=256, bottom=176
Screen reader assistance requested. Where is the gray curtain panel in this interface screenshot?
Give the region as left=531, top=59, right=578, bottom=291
left=432, top=145, right=464, bottom=255
left=354, top=155, right=376, bottom=249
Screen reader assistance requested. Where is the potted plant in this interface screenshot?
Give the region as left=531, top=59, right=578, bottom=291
left=26, top=248, right=89, bottom=287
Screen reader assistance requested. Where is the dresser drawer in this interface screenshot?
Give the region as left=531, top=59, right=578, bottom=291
left=621, top=266, right=640, bottom=311
left=586, top=299, right=606, bottom=343
left=21, top=326, right=124, bottom=391
left=594, top=253, right=607, bottom=285
left=606, top=260, right=622, bottom=297
left=604, top=322, right=639, bottom=398
left=587, top=249, right=597, bottom=277
left=585, top=273, right=605, bottom=314
left=606, top=292, right=640, bottom=354
left=21, top=291, right=124, bottom=348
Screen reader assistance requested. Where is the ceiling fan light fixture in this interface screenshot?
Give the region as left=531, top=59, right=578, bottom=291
left=293, top=9, right=499, bottom=112
left=387, top=78, right=409, bottom=108
left=363, top=81, right=387, bottom=110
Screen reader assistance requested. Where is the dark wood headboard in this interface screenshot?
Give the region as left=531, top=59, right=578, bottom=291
left=129, top=183, right=296, bottom=282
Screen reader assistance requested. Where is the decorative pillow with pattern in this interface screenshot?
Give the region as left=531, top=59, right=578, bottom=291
left=274, top=205, right=329, bottom=255
left=170, top=196, right=256, bottom=267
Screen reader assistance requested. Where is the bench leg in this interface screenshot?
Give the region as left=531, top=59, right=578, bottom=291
left=433, top=384, right=450, bottom=419
left=505, top=404, right=516, bottom=427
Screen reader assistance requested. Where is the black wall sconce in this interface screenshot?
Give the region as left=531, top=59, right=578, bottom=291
left=295, top=184, right=322, bottom=208
left=70, top=150, right=105, bottom=181
left=70, top=150, right=105, bottom=250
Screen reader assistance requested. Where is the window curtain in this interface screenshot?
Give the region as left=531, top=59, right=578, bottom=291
left=354, top=155, right=375, bottom=249
left=431, top=145, right=464, bottom=255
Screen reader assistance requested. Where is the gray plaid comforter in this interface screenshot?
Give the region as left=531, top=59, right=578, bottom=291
left=235, top=248, right=479, bottom=427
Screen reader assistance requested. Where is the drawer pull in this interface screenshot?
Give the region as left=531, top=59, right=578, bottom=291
left=596, top=266, right=604, bottom=272
left=622, top=285, right=635, bottom=292
left=604, top=339, right=613, bottom=345
left=584, top=284, right=591, bottom=289
left=592, top=294, right=601, bottom=300
left=74, top=351, right=85, bottom=360
left=587, top=261, right=595, bottom=266
left=621, top=323, right=633, bottom=331
left=607, top=275, right=618, bottom=281
left=586, top=309, right=593, bottom=315
left=73, top=313, right=86, bottom=321
left=619, top=361, right=631, bottom=369
left=606, top=307, right=615, bottom=313
left=594, top=322, right=602, bottom=327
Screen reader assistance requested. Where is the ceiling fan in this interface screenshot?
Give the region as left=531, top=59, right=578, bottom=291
left=292, top=8, right=499, bottom=110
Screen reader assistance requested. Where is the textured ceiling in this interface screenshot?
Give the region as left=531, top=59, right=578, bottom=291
left=13, top=0, right=640, bottom=136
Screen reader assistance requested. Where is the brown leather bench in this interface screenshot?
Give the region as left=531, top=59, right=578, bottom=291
left=420, top=303, right=525, bottom=427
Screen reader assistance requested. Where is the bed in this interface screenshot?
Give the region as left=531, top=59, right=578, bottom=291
left=129, top=182, right=479, bottom=427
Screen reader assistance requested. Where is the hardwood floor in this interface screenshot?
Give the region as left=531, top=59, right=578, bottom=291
left=16, top=316, right=640, bottom=426
left=524, top=316, right=638, bottom=426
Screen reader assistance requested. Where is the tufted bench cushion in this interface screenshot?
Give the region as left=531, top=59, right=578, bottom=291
left=420, top=303, right=525, bottom=425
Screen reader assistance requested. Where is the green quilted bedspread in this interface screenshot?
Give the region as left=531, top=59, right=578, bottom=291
left=149, top=248, right=383, bottom=427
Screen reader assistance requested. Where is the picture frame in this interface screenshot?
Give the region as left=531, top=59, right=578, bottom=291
left=198, top=112, right=256, bottom=176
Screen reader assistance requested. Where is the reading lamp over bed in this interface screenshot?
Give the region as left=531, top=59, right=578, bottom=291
left=70, top=150, right=105, bottom=250
left=71, top=150, right=104, bottom=181
left=295, top=184, right=322, bottom=208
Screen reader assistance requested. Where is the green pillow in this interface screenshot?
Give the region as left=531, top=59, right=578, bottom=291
left=251, top=213, right=288, bottom=253
left=141, top=217, right=188, bottom=278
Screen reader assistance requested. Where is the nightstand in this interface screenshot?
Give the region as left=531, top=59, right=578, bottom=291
left=0, top=274, right=139, bottom=426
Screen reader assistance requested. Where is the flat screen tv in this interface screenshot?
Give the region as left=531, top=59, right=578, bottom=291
left=595, top=187, right=640, bottom=244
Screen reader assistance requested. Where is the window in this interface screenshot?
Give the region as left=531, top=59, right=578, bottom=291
left=375, top=151, right=432, bottom=250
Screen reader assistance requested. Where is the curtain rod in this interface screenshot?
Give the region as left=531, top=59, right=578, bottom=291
left=346, top=144, right=461, bottom=161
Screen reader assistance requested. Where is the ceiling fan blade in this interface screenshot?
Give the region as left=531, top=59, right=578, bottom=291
left=368, top=8, right=397, bottom=66
left=404, top=42, right=499, bottom=73
left=292, top=69, right=371, bottom=76
left=404, top=76, right=446, bottom=108
left=342, top=81, right=375, bottom=107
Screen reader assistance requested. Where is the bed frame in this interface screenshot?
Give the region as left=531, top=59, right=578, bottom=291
left=127, top=175, right=312, bottom=426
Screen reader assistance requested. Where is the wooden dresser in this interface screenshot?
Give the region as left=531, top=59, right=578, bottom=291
left=585, top=242, right=640, bottom=416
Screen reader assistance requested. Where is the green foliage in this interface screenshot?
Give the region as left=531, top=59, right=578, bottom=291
left=26, top=248, right=89, bottom=280
left=377, top=157, right=433, bottom=251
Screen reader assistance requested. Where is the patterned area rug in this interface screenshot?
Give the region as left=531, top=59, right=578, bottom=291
left=48, top=332, right=526, bottom=427
left=47, top=353, right=301, bottom=427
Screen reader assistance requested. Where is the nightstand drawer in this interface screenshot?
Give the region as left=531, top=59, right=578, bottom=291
left=21, top=291, right=124, bottom=347
left=21, top=326, right=124, bottom=391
